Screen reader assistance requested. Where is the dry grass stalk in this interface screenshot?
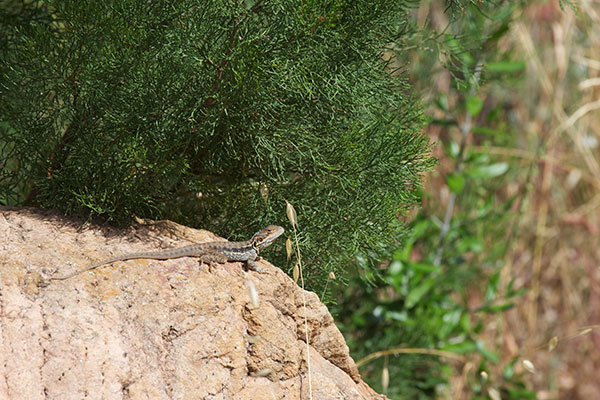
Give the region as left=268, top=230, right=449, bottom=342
left=285, top=200, right=312, bottom=399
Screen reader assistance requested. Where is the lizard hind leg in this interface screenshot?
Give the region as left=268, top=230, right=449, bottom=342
left=198, top=251, right=228, bottom=272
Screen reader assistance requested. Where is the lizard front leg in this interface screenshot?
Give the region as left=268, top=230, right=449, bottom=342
left=246, top=257, right=264, bottom=273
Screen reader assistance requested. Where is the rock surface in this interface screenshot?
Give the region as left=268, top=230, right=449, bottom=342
left=0, top=207, right=387, bottom=400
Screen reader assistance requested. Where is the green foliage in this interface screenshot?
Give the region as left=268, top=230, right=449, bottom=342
left=0, top=0, right=434, bottom=289
left=334, top=1, right=537, bottom=398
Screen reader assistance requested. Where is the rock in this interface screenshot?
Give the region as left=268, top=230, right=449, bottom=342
left=0, top=207, right=387, bottom=400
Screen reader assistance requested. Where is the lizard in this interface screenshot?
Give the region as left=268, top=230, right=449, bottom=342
left=51, top=225, right=285, bottom=281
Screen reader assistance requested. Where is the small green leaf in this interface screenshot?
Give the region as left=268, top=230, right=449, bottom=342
left=405, top=277, right=436, bottom=309
left=510, top=289, right=529, bottom=299
left=386, top=310, right=408, bottom=322
left=410, top=262, right=441, bottom=274
left=485, top=271, right=500, bottom=301
left=447, top=173, right=465, bottom=194
left=436, top=93, right=448, bottom=112
left=503, top=357, right=518, bottom=379
left=502, top=193, right=518, bottom=212
left=466, top=162, right=509, bottom=179
left=388, top=260, right=403, bottom=275
left=477, top=303, right=515, bottom=313
left=506, top=389, right=537, bottom=399
left=460, top=313, right=472, bottom=333
left=445, top=36, right=473, bottom=65
left=473, top=126, right=504, bottom=137
left=456, top=237, right=483, bottom=253
left=468, top=152, right=490, bottom=164
left=441, top=340, right=477, bottom=354
left=486, top=60, right=526, bottom=73
left=466, top=96, right=483, bottom=116
left=476, top=340, right=499, bottom=363
left=448, top=140, right=460, bottom=158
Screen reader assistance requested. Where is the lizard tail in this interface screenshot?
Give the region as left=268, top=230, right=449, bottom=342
left=51, top=246, right=203, bottom=281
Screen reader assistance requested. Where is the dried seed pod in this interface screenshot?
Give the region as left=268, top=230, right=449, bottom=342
left=548, top=336, right=558, bottom=352
left=285, top=200, right=297, bottom=227
left=381, top=363, right=389, bottom=393
left=522, top=359, right=536, bottom=374
left=286, top=237, right=292, bottom=261
left=245, top=280, right=259, bottom=308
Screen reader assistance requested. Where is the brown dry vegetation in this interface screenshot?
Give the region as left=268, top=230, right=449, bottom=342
left=418, top=1, right=600, bottom=398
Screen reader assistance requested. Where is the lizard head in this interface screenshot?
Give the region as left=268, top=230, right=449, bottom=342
left=251, top=225, right=285, bottom=251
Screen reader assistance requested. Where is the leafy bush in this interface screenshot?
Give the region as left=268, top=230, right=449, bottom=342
left=0, top=0, right=433, bottom=288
